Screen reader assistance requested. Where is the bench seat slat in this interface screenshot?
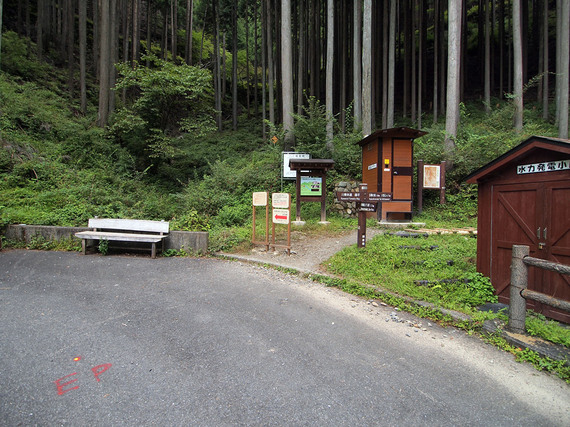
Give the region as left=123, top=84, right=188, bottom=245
left=75, top=231, right=166, bottom=243
left=87, top=218, right=169, bottom=234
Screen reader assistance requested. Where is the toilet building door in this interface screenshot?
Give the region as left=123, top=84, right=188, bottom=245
left=391, top=138, right=413, bottom=201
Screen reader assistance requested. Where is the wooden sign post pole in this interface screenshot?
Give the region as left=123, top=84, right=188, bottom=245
left=271, top=193, right=292, bottom=255
left=252, top=192, right=269, bottom=251
left=336, top=183, right=392, bottom=248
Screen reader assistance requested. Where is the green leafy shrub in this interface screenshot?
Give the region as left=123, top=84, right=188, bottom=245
left=214, top=203, right=252, bottom=228
left=170, top=209, right=211, bottom=231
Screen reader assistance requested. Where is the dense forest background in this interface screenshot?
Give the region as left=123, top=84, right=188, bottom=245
left=0, top=1, right=569, bottom=248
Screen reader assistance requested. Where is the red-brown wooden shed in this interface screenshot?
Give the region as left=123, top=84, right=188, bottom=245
left=466, top=136, right=570, bottom=323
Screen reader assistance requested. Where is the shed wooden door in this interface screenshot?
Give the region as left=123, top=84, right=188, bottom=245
left=542, top=182, right=570, bottom=323
left=491, top=181, right=570, bottom=323
left=392, top=139, right=413, bottom=200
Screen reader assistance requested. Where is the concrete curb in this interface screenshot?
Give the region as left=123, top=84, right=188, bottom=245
left=483, top=319, right=570, bottom=365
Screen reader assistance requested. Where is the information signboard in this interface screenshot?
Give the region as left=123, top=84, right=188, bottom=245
left=423, top=164, right=441, bottom=189
left=282, top=152, right=311, bottom=179
left=300, top=176, right=322, bottom=196
left=272, top=193, right=290, bottom=208
left=252, top=192, right=268, bottom=206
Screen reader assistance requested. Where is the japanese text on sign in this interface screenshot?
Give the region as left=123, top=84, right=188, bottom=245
left=517, top=159, right=569, bottom=175
left=272, top=193, right=290, bottom=208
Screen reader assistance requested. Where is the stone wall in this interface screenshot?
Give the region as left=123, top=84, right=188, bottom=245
left=332, top=181, right=360, bottom=218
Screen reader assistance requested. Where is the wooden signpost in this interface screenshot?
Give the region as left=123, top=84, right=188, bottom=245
left=417, top=160, right=446, bottom=215
left=271, top=193, right=291, bottom=255
left=252, top=192, right=269, bottom=251
left=336, top=183, right=392, bottom=248
left=252, top=192, right=292, bottom=255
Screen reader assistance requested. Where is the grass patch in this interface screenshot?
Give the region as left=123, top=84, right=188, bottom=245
left=324, top=232, right=494, bottom=313
left=526, top=312, right=570, bottom=347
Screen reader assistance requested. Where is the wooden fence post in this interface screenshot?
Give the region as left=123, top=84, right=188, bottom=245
left=508, top=245, right=529, bottom=334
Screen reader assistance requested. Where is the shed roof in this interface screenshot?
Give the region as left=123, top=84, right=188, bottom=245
left=357, top=127, right=427, bottom=147
left=465, top=135, right=570, bottom=184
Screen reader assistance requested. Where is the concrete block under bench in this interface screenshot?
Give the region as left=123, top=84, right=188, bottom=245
left=75, top=218, right=169, bottom=258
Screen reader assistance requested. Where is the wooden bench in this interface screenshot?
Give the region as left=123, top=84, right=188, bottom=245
left=75, top=218, right=169, bottom=258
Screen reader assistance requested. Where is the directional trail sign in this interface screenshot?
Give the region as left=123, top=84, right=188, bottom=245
left=272, top=209, right=290, bottom=224
left=336, top=184, right=392, bottom=248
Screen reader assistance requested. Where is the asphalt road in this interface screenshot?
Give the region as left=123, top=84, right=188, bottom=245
left=1, top=250, right=568, bottom=426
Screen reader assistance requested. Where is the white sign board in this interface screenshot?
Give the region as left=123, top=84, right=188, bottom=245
left=252, top=192, right=268, bottom=206
left=517, top=159, right=570, bottom=175
left=272, top=193, right=290, bottom=208
left=282, top=152, right=310, bottom=179
left=272, top=209, right=290, bottom=224
left=423, top=165, right=441, bottom=189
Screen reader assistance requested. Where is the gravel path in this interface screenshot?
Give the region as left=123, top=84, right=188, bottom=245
left=221, top=228, right=385, bottom=274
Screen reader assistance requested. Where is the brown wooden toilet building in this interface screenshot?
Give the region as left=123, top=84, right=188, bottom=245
left=357, top=127, right=426, bottom=220
left=466, top=136, right=570, bottom=323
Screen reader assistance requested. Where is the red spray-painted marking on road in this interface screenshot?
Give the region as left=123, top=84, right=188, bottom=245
left=55, top=363, right=112, bottom=395
left=92, top=364, right=112, bottom=382
left=55, top=372, right=79, bottom=395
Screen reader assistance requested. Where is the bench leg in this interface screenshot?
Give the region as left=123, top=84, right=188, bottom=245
left=81, top=239, right=86, bottom=255
left=151, top=242, right=156, bottom=259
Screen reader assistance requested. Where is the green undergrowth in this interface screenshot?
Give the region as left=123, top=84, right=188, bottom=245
left=324, top=232, right=494, bottom=313
left=4, top=235, right=81, bottom=252
left=526, top=312, right=570, bottom=347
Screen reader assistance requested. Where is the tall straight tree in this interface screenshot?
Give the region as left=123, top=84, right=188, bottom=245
left=0, top=0, right=3, bottom=71
left=433, top=0, right=440, bottom=123
left=79, top=0, right=87, bottom=112
left=325, top=0, right=334, bottom=144
left=109, top=0, right=118, bottom=114
left=98, top=0, right=112, bottom=127
left=382, top=0, right=388, bottom=128
left=213, top=0, right=222, bottom=130
left=244, top=0, right=250, bottom=117
left=387, top=0, right=396, bottom=128
left=484, top=0, right=491, bottom=113
left=261, top=0, right=267, bottom=137
left=37, top=0, right=45, bottom=62
left=513, top=0, right=523, bottom=131
left=353, top=0, right=362, bottom=130
left=171, top=0, right=178, bottom=61
left=185, top=0, right=194, bottom=65
left=557, top=0, right=569, bottom=138
left=266, top=0, right=274, bottom=126
left=417, top=0, right=423, bottom=129
left=362, top=0, right=372, bottom=136
left=542, top=0, right=549, bottom=120
left=132, top=0, right=140, bottom=64
left=282, top=0, right=294, bottom=146
left=445, top=0, right=463, bottom=167
left=297, top=1, right=306, bottom=116
left=232, top=0, right=238, bottom=130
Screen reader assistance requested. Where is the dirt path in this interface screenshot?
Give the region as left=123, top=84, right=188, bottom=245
left=221, top=228, right=385, bottom=274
